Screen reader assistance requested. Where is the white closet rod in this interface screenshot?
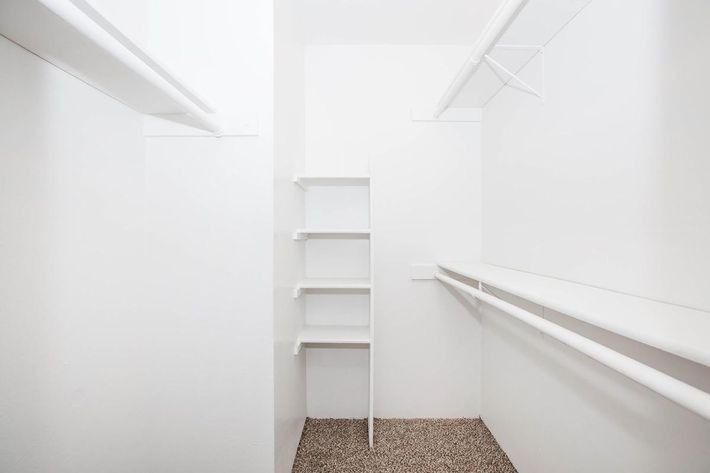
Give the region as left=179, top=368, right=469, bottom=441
left=433, top=0, right=529, bottom=117
left=434, top=272, right=710, bottom=422
left=40, top=0, right=222, bottom=134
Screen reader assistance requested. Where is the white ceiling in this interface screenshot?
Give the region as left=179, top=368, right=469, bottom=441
left=301, top=0, right=504, bottom=45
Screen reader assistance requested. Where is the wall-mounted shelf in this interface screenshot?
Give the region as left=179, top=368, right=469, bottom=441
left=293, top=229, right=371, bottom=240
left=293, top=278, right=371, bottom=298
left=434, top=0, right=593, bottom=115
left=293, top=325, right=370, bottom=355
left=294, top=175, right=370, bottom=189
left=0, top=0, right=221, bottom=133
left=438, top=262, right=710, bottom=368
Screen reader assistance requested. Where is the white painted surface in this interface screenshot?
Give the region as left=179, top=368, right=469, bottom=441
left=301, top=0, right=503, bottom=45
left=482, top=0, right=710, bottom=312
left=274, top=0, right=307, bottom=469
left=0, top=36, right=146, bottom=473
left=479, top=0, right=710, bottom=470
left=304, top=45, right=483, bottom=418
left=142, top=137, right=274, bottom=473
left=86, top=0, right=277, bottom=471
left=439, top=262, right=710, bottom=367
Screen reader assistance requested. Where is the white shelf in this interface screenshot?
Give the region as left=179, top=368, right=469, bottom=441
left=294, top=175, right=370, bottom=189
left=293, top=229, right=371, bottom=240
left=293, top=278, right=371, bottom=298
left=438, top=262, right=710, bottom=368
left=0, top=0, right=220, bottom=133
left=436, top=0, right=593, bottom=113
left=293, top=325, right=370, bottom=355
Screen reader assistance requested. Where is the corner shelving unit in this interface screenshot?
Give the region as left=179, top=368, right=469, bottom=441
left=293, top=174, right=375, bottom=448
left=434, top=0, right=593, bottom=116
left=0, top=0, right=221, bottom=133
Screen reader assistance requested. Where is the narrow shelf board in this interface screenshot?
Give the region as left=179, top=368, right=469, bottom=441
left=294, top=176, right=370, bottom=189
left=0, top=0, right=218, bottom=132
left=438, top=262, right=710, bottom=368
left=294, top=325, right=371, bottom=355
left=294, top=278, right=371, bottom=298
left=293, top=229, right=371, bottom=240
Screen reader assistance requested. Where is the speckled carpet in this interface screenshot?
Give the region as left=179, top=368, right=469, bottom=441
left=291, top=418, right=517, bottom=473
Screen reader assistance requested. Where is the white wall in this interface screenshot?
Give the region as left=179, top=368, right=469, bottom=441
left=1, top=0, right=277, bottom=471
left=304, top=45, right=483, bottom=418
left=483, top=0, right=710, bottom=312
left=480, top=0, right=710, bottom=471
left=0, top=36, right=147, bottom=473
left=137, top=0, right=276, bottom=471
left=274, top=0, right=307, bottom=471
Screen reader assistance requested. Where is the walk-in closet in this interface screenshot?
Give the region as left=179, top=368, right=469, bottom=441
left=1, top=0, right=709, bottom=472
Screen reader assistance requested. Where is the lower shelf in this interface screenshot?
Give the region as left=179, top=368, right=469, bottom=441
left=294, top=325, right=370, bottom=355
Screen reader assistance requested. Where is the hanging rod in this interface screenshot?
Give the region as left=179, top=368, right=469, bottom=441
left=434, top=271, right=710, bottom=422
left=433, top=0, right=530, bottom=118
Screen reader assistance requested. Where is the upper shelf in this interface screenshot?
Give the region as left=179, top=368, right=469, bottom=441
left=294, top=175, right=370, bottom=189
left=438, top=262, right=710, bottom=368
left=0, top=0, right=220, bottom=133
left=434, top=0, right=592, bottom=115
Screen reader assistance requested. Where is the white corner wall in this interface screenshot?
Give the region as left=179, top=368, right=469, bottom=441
left=274, top=0, right=307, bottom=471
left=304, top=45, right=483, bottom=418
left=480, top=0, right=710, bottom=471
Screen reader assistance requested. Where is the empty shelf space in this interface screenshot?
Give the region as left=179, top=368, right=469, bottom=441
left=438, top=262, right=710, bottom=368
left=294, top=278, right=371, bottom=298
left=293, top=229, right=370, bottom=240
left=294, top=175, right=370, bottom=189
left=294, top=325, right=370, bottom=355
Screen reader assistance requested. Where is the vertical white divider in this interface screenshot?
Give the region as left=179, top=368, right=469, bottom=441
left=368, top=163, right=375, bottom=448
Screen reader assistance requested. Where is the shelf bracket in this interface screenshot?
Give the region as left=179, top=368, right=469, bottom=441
left=292, top=177, right=307, bottom=191
left=293, top=231, right=306, bottom=241
left=293, top=286, right=303, bottom=299
left=294, top=339, right=304, bottom=356
left=484, top=50, right=544, bottom=100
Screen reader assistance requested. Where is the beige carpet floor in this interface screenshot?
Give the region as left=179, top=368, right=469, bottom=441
left=291, top=418, right=517, bottom=473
